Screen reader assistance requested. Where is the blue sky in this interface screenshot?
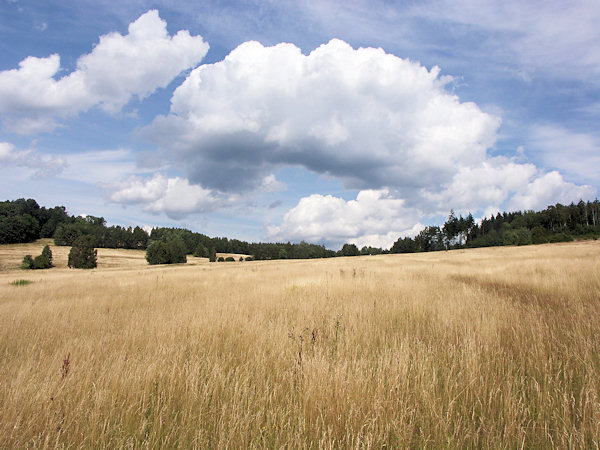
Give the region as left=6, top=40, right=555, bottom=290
left=1, top=0, right=598, bottom=249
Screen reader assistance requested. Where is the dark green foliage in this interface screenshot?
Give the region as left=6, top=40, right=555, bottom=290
left=391, top=200, right=600, bottom=254
left=360, top=246, right=383, bottom=255
left=217, top=257, right=225, bottom=262
left=68, top=235, right=97, bottom=269
left=390, top=237, right=416, bottom=253
left=193, top=243, right=208, bottom=258
left=339, top=243, right=359, bottom=256
left=0, top=199, right=68, bottom=244
left=167, top=238, right=187, bottom=264
left=32, top=254, right=51, bottom=269
left=55, top=216, right=149, bottom=249
left=503, top=228, right=532, bottom=246
left=21, top=245, right=53, bottom=270
left=548, top=232, right=573, bottom=243
left=245, top=256, right=253, bottom=261
left=145, top=238, right=187, bottom=265
left=209, top=247, right=217, bottom=262
left=531, top=226, right=550, bottom=244
left=146, top=241, right=170, bottom=265
left=225, top=256, right=235, bottom=262
left=41, top=245, right=53, bottom=266
left=21, top=255, right=34, bottom=270
left=414, top=226, right=445, bottom=252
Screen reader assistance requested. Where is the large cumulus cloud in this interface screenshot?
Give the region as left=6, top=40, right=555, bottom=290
left=0, top=10, right=209, bottom=133
left=145, top=38, right=500, bottom=194
left=128, top=38, right=594, bottom=246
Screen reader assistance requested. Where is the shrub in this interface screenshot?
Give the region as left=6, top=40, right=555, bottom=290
left=209, top=247, right=217, bottom=262
left=217, top=257, right=225, bottom=262
left=68, top=235, right=97, bottom=269
left=225, top=256, right=235, bottom=262
left=531, top=226, right=550, bottom=245
left=193, top=243, right=208, bottom=258
left=32, top=254, right=51, bottom=269
left=146, top=239, right=187, bottom=265
left=503, top=228, right=532, bottom=246
left=239, top=257, right=243, bottom=261
left=41, top=245, right=53, bottom=266
left=167, top=238, right=187, bottom=264
left=146, top=241, right=169, bottom=265
left=21, top=245, right=53, bottom=270
left=21, top=255, right=34, bottom=270
left=245, top=256, right=254, bottom=261
left=548, top=232, right=573, bottom=243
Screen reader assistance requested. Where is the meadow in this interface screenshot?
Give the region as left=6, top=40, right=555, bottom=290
left=1, top=240, right=599, bottom=448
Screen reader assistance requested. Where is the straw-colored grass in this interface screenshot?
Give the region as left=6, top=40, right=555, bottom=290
left=1, top=240, right=599, bottom=448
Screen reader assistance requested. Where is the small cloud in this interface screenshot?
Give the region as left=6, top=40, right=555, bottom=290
left=34, top=22, right=47, bottom=32
left=0, top=141, right=67, bottom=178
left=105, top=173, right=224, bottom=219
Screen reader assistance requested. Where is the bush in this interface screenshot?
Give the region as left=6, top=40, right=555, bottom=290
left=68, top=235, right=97, bottom=269
left=225, top=256, right=235, bottom=262
left=146, top=241, right=169, bottom=265
left=217, top=256, right=225, bottom=262
left=531, top=226, right=550, bottom=244
left=239, top=257, right=243, bottom=262
left=21, top=255, right=33, bottom=270
left=146, top=239, right=187, bottom=265
left=503, top=228, right=532, bottom=246
left=209, top=247, right=217, bottom=262
left=32, top=254, right=51, bottom=269
left=245, top=256, right=254, bottom=261
left=548, top=232, right=573, bottom=243
left=41, top=245, right=53, bottom=266
left=167, top=238, right=187, bottom=264
left=21, top=245, right=53, bottom=270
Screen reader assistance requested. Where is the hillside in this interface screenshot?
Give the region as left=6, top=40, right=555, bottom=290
left=1, top=240, right=599, bottom=447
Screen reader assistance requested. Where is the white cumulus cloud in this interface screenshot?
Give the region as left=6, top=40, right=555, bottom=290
left=106, top=174, right=221, bottom=219
left=0, top=10, right=209, bottom=133
left=507, top=171, right=596, bottom=212
left=139, top=37, right=597, bottom=246
left=268, top=189, right=423, bottom=249
left=105, top=173, right=285, bottom=219
left=145, top=38, right=500, bottom=193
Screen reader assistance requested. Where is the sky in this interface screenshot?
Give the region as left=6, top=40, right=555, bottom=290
left=0, top=0, right=598, bottom=250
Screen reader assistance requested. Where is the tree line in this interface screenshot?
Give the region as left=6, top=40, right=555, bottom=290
left=2, top=198, right=599, bottom=265
left=390, top=200, right=600, bottom=253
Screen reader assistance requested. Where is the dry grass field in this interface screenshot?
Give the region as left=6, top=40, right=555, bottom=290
left=1, top=240, right=599, bottom=448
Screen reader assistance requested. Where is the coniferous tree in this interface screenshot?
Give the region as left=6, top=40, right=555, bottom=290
left=68, top=235, right=97, bottom=269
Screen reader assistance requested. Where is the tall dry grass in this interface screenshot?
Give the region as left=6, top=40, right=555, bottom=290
left=1, top=240, right=599, bottom=448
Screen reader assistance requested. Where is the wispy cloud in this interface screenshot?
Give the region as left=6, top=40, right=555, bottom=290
left=0, top=141, right=67, bottom=177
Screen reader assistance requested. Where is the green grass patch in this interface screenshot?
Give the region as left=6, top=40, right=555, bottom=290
left=10, top=279, right=32, bottom=286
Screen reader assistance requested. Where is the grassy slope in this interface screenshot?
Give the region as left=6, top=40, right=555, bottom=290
left=1, top=240, right=599, bottom=448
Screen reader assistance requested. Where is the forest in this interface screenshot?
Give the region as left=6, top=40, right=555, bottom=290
left=1, top=198, right=599, bottom=261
